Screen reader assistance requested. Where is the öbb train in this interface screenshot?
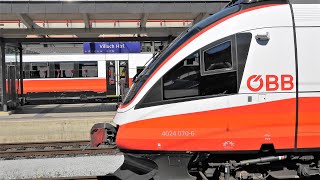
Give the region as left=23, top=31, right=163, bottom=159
left=90, top=0, right=320, bottom=179
left=21, top=53, right=152, bottom=101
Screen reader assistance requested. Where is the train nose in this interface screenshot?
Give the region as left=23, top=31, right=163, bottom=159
left=90, top=123, right=117, bottom=148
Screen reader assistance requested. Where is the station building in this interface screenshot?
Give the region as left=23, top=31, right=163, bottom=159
left=0, top=0, right=228, bottom=112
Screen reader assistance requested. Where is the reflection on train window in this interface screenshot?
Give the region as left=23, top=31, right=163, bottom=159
left=162, top=50, right=237, bottom=100
left=203, top=41, right=232, bottom=72
left=199, top=72, right=237, bottom=96
left=163, top=52, right=200, bottom=99
left=79, top=62, right=98, bottom=77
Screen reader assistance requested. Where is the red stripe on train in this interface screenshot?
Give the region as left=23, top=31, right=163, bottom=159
left=117, top=97, right=320, bottom=151
left=22, top=78, right=107, bottom=94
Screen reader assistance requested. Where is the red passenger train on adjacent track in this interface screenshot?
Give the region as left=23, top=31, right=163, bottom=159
left=90, top=0, right=320, bottom=179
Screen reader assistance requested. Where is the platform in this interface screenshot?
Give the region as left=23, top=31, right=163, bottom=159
left=0, top=103, right=117, bottom=144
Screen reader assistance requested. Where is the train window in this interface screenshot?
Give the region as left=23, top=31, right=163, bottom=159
left=29, top=63, right=49, bottom=79
left=163, top=52, right=200, bottom=100
left=53, top=62, right=75, bottom=78
left=138, top=34, right=250, bottom=108
left=79, top=62, right=98, bottom=77
left=199, top=72, right=237, bottom=96
left=60, top=63, right=75, bottom=78
left=136, top=66, right=144, bottom=77
left=203, top=41, right=233, bottom=73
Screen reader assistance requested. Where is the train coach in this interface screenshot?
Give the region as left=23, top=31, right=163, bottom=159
left=90, top=0, right=320, bottom=179
left=21, top=53, right=153, bottom=101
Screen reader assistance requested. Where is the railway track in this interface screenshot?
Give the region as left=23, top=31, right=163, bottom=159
left=34, top=175, right=120, bottom=180
left=0, top=141, right=119, bottom=160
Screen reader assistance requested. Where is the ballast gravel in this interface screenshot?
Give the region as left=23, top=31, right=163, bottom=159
left=0, top=155, right=124, bottom=179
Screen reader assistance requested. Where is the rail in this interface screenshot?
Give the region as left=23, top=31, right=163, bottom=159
left=0, top=141, right=119, bottom=160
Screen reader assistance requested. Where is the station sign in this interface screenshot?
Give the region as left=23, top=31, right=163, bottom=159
left=83, top=42, right=141, bottom=54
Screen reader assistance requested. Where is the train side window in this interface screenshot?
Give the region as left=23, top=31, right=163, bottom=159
left=79, top=61, right=98, bottom=77
left=201, top=41, right=234, bottom=74
left=29, top=62, right=49, bottom=79
left=137, top=34, right=250, bottom=109
left=199, top=37, right=237, bottom=96
left=163, top=52, right=200, bottom=100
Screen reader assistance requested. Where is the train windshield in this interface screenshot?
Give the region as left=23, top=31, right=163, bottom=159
left=122, top=5, right=241, bottom=106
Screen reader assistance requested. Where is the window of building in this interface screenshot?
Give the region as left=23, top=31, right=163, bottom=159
left=202, top=41, right=233, bottom=73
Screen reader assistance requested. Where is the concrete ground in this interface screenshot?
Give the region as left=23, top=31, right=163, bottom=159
left=0, top=103, right=117, bottom=143
left=0, top=155, right=124, bottom=179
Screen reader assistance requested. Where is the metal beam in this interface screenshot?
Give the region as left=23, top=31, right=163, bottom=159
left=82, top=13, right=91, bottom=29
left=0, top=27, right=186, bottom=37
left=0, top=0, right=230, bottom=3
left=3, top=36, right=176, bottom=43
left=16, top=14, right=40, bottom=29
left=19, top=44, right=24, bottom=99
left=0, top=1, right=228, bottom=14
left=140, top=13, right=149, bottom=28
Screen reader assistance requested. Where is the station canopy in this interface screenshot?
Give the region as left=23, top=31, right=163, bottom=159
left=0, top=0, right=229, bottom=39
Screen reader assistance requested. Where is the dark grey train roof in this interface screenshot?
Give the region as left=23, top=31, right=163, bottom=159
left=226, top=0, right=319, bottom=7
left=290, top=0, right=320, bottom=4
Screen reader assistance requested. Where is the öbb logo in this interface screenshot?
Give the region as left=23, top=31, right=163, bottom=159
left=247, top=75, right=294, bottom=92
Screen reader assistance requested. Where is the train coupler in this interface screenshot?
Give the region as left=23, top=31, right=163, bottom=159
left=90, top=123, right=117, bottom=148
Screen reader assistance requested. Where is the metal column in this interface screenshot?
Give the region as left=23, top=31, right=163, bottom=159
left=0, top=39, right=7, bottom=112
left=19, top=44, right=23, bottom=101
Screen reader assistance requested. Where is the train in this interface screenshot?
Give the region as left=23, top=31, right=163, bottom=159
left=21, top=53, right=153, bottom=101
left=90, top=0, right=320, bottom=179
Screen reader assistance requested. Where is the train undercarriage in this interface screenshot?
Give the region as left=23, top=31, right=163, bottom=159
left=90, top=124, right=320, bottom=180
left=112, top=152, right=320, bottom=180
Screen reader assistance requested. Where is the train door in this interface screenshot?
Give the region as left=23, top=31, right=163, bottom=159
left=119, top=60, right=129, bottom=98
left=7, top=65, right=17, bottom=108
left=106, top=60, right=129, bottom=98
left=106, top=61, right=117, bottom=96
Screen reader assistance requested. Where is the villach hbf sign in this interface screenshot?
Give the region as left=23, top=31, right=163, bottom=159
left=83, top=42, right=141, bottom=53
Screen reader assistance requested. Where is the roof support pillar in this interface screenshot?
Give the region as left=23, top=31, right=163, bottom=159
left=16, top=14, right=39, bottom=29
left=0, top=38, right=7, bottom=111
left=82, top=13, right=91, bottom=29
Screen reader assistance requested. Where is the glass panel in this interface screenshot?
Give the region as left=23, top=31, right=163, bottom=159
left=163, top=52, right=200, bottom=100
left=204, top=41, right=232, bottom=72
left=60, top=63, right=74, bottom=78
left=136, top=66, right=144, bottom=77
left=79, top=61, right=98, bottom=77
left=108, top=66, right=115, bottom=85
left=200, top=72, right=237, bottom=96
left=29, top=62, right=49, bottom=79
